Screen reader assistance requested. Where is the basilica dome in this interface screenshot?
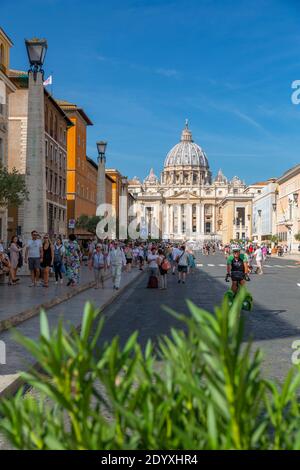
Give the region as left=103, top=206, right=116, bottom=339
left=164, top=121, right=209, bottom=169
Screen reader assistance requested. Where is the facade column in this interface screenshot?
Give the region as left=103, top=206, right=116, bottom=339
left=177, top=204, right=182, bottom=238
left=196, top=204, right=201, bottom=237
left=187, top=203, right=193, bottom=238
left=200, top=204, right=205, bottom=234
left=169, top=204, right=174, bottom=238
left=23, top=71, right=47, bottom=240
left=212, top=204, right=216, bottom=234
left=96, top=155, right=106, bottom=209
left=165, top=203, right=169, bottom=239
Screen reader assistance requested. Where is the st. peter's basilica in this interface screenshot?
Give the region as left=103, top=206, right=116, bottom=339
left=128, top=121, right=246, bottom=242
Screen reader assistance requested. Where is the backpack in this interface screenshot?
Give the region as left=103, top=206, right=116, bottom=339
left=161, top=258, right=171, bottom=271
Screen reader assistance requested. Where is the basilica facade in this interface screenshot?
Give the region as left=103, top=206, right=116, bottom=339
left=128, top=122, right=246, bottom=242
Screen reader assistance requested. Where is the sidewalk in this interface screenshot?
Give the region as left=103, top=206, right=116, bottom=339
left=0, top=268, right=142, bottom=399
left=0, top=266, right=95, bottom=331
left=270, top=253, right=300, bottom=262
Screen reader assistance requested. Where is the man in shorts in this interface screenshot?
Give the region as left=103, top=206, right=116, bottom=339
left=25, top=230, right=43, bottom=287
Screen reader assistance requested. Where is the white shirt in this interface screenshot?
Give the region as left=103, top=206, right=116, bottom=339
left=148, top=253, right=158, bottom=268
left=254, top=248, right=263, bottom=261
left=107, top=247, right=126, bottom=266
left=172, top=247, right=181, bottom=261
left=27, top=239, right=42, bottom=258
left=178, top=251, right=189, bottom=266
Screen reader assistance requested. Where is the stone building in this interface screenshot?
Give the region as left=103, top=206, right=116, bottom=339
left=55, top=100, right=97, bottom=237
left=0, top=27, right=16, bottom=243
left=128, top=121, right=246, bottom=242
left=276, top=164, right=300, bottom=252
left=7, top=70, right=72, bottom=238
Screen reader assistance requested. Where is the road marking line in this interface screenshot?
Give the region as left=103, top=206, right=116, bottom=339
left=218, top=264, right=226, bottom=267
left=207, top=264, right=215, bottom=266
left=196, top=264, right=203, bottom=267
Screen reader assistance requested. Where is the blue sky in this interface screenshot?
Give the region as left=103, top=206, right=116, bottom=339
left=2, top=0, right=300, bottom=183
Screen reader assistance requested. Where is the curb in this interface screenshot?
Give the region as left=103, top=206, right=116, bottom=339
left=0, top=274, right=113, bottom=334
left=0, top=271, right=142, bottom=399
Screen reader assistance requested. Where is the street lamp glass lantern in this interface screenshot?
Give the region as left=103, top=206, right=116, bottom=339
left=96, top=141, right=107, bottom=156
left=25, top=38, right=48, bottom=68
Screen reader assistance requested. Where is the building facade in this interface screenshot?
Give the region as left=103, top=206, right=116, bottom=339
left=128, top=122, right=246, bottom=242
left=252, top=179, right=277, bottom=242
left=276, top=164, right=300, bottom=252
left=105, top=169, right=129, bottom=239
left=7, top=71, right=72, bottom=238
left=55, top=100, right=96, bottom=236
left=0, top=27, right=16, bottom=243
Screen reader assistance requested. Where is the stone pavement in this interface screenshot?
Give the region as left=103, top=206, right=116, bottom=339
left=0, top=267, right=142, bottom=398
left=95, top=253, right=300, bottom=384
left=0, top=265, right=94, bottom=323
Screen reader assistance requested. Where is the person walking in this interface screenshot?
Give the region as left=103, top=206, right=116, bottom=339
left=171, top=244, right=181, bottom=275
left=9, top=236, right=22, bottom=284
left=64, top=234, right=82, bottom=286
left=177, top=245, right=189, bottom=284
left=41, top=234, right=54, bottom=288
left=147, top=246, right=159, bottom=277
left=89, top=244, right=107, bottom=289
left=124, top=244, right=133, bottom=273
left=107, top=241, right=126, bottom=290
left=254, top=245, right=264, bottom=275
left=157, top=248, right=169, bottom=289
left=187, top=248, right=196, bottom=274
left=53, top=237, right=65, bottom=284
left=25, top=230, right=43, bottom=287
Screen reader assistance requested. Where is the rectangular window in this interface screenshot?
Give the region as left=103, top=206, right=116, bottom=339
left=45, top=140, right=48, bottom=158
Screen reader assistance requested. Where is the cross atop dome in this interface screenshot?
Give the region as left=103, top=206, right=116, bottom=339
left=181, top=119, right=193, bottom=142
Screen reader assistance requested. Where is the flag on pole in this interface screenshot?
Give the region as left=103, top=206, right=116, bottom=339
left=43, top=75, right=52, bottom=86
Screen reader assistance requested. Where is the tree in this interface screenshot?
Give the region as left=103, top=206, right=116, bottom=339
left=294, top=233, right=300, bottom=242
left=76, top=214, right=101, bottom=234
left=0, top=165, right=29, bottom=208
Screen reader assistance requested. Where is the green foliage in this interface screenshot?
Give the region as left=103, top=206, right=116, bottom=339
left=0, top=165, right=29, bottom=208
left=1, top=289, right=300, bottom=449
left=76, top=214, right=102, bottom=234
left=294, top=233, right=300, bottom=242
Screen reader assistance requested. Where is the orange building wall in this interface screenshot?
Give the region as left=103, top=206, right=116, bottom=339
left=65, top=112, right=97, bottom=235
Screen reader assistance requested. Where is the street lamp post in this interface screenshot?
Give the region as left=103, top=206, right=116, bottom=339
left=96, top=140, right=107, bottom=210
left=23, top=38, right=48, bottom=241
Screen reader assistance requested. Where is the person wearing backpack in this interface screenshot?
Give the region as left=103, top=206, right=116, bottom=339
left=53, top=237, right=65, bottom=284
left=157, top=248, right=170, bottom=290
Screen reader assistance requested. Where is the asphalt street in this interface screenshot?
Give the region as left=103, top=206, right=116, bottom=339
left=97, top=252, right=300, bottom=383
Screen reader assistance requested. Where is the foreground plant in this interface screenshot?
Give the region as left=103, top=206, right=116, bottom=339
left=1, top=287, right=300, bottom=450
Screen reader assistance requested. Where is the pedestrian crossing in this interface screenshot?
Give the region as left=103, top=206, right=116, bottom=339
left=196, top=263, right=298, bottom=268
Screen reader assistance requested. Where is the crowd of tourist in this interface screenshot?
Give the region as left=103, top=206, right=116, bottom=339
left=0, top=232, right=299, bottom=290
left=0, top=232, right=197, bottom=291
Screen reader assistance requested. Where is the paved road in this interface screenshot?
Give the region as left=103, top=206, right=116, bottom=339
left=97, top=253, right=300, bottom=383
